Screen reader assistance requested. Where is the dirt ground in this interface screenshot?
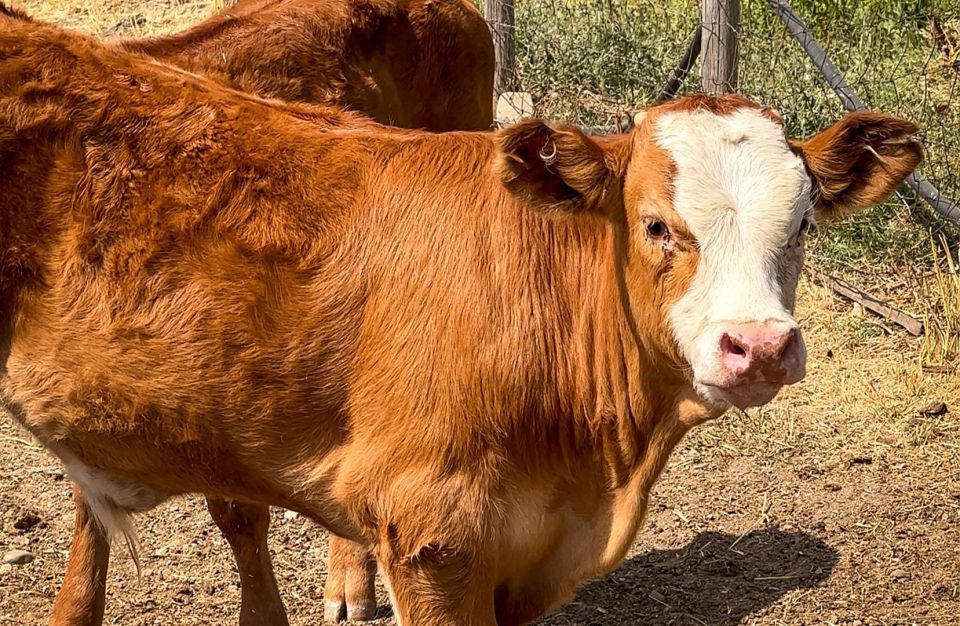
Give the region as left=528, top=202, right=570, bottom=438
left=2, top=1, right=960, bottom=624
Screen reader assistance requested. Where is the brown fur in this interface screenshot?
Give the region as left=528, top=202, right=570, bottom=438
left=654, top=92, right=784, bottom=125
left=325, top=534, right=379, bottom=621
left=49, top=487, right=110, bottom=626
left=0, top=16, right=919, bottom=625
left=117, top=0, right=495, bottom=131
left=115, top=1, right=495, bottom=613
left=206, top=497, right=290, bottom=625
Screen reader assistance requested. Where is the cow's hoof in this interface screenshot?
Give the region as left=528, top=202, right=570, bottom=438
left=324, top=598, right=377, bottom=623
left=324, top=598, right=345, bottom=623
left=347, top=598, right=378, bottom=621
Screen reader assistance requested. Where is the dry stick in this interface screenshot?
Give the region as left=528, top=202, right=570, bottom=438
left=646, top=592, right=709, bottom=626
left=754, top=573, right=801, bottom=581
left=0, top=435, right=39, bottom=449
left=729, top=492, right=771, bottom=552
left=684, top=612, right=710, bottom=626
left=806, top=267, right=925, bottom=336
left=655, top=25, right=703, bottom=104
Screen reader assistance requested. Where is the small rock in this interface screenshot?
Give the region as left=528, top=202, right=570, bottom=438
left=0, top=563, right=12, bottom=575
left=648, top=590, right=666, bottom=603
left=919, top=401, right=948, bottom=417
left=3, top=549, right=33, bottom=565
left=14, top=513, right=41, bottom=531
left=120, top=14, right=147, bottom=29
left=152, top=546, right=169, bottom=558
left=496, top=92, right=535, bottom=125
left=283, top=510, right=299, bottom=522
left=891, top=568, right=908, bottom=581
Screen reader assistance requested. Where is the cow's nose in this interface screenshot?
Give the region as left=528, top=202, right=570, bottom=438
left=718, top=322, right=804, bottom=386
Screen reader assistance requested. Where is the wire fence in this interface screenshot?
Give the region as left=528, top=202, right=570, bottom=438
left=487, top=0, right=960, bottom=260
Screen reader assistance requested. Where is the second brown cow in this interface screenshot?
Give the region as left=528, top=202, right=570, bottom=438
left=119, top=0, right=496, bottom=131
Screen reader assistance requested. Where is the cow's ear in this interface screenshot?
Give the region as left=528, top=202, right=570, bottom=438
left=498, top=120, right=612, bottom=211
left=790, top=112, right=922, bottom=221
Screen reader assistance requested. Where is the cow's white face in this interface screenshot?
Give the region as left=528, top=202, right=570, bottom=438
left=614, top=97, right=921, bottom=411
left=656, top=108, right=811, bottom=408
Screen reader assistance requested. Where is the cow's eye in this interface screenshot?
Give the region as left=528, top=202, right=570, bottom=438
left=647, top=220, right=670, bottom=241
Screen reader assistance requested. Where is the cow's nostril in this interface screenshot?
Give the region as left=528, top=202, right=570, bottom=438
left=720, top=334, right=747, bottom=357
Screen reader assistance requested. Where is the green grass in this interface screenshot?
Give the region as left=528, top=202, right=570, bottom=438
left=511, top=0, right=960, bottom=273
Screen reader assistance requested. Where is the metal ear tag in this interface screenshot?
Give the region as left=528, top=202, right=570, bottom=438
left=538, top=140, right=558, bottom=173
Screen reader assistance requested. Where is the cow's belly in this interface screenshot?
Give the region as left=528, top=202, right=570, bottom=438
left=0, top=331, right=346, bottom=518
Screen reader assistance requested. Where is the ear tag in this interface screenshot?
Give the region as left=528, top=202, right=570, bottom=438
left=538, top=140, right=558, bottom=173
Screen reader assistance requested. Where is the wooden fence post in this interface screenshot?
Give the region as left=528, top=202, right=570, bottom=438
left=701, top=0, right=740, bottom=94
left=485, top=0, right=517, bottom=103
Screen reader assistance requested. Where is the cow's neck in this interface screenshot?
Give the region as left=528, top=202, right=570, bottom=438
left=503, top=206, right=723, bottom=572
left=523, top=202, right=719, bottom=487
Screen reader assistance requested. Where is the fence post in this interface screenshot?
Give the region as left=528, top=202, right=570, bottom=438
left=485, top=0, right=517, bottom=104
left=701, top=0, right=740, bottom=94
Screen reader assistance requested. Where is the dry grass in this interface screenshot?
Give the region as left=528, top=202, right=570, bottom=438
left=11, top=0, right=220, bottom=36
left=921, top=235, right=960, bottom=371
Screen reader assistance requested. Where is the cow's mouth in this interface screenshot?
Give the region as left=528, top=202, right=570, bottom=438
left=699, top=381, right=789, bottom=409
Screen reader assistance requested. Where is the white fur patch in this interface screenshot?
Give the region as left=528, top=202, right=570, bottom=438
left=59, top=453, right=168, bottom=575
left=655, top=108, right=812, bottom=400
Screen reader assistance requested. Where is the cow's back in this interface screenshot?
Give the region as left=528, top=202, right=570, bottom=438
left=121, top=0, right=495, bottom=131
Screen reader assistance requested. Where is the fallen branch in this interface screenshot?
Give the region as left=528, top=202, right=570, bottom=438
left=806, top=267, right=924, bottom=336
left=0, top=435, right=39, bottom=449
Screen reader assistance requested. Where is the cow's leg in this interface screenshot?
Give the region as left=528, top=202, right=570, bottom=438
left=378, top=549, right=496, bottom=626
left=323, top=534, right=377, bottom=623
left=50, top=484, right=110, bottom=626
left=205, top=496, right=289, bottom=626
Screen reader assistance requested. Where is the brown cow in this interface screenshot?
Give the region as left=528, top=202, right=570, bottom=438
left=117, top=0, right=495, bottom=131
left=54, top=0, right=494, bottom=620
left=0, top=10, right=920, bottom=626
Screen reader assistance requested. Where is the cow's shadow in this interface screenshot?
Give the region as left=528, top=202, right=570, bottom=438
left=535, top=527, right=838, bottom=625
